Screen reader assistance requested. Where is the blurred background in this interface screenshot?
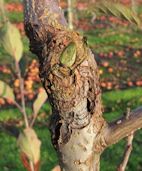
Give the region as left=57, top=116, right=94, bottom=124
left=0, top=0, right=142, bottom=170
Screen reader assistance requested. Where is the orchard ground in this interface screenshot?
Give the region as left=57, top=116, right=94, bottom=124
left=0, top=0, right=142, bottom=170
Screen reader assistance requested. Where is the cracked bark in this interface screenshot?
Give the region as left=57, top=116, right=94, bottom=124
left=23, top=0, right=142, bottom=170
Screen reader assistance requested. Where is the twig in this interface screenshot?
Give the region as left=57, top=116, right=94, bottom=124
left=15, top=61, right=29, bottom=128
left=13, top=100, right=24, bottom=115
left=67, top=0, right=74, bottom=29
left=30, top=112, right=37, bottom=127
left=0, top=0, right=7, bottom=23
left=118, top=133, right=134, bottom=171
left=15, top=61, right=35, bottom=171
left=117, top=108, right=134, bottom=171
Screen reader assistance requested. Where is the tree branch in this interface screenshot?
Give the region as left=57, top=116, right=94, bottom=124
left=117, top=132, right=134, bottom=171
left=23, top=0, right=68, bottom=63
left=104, top=107, right=142, bottom=146
left=15, top=60, right=29, bottom=128
left=117, top=108, right=134, bottom=171
left=23, top=0, right=67, bottom=38
left=23, top=0, right=67, bottom=26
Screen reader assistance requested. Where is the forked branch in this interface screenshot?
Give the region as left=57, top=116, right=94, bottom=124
left=117, top=108, right=134, bottom=171
left=117, top=132, right=134, bottom=171
left=104, top=107, right=142, bottom=146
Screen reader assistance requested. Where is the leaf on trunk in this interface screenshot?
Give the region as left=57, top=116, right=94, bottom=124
left=33, top=88, right=47, bottom=115
left=17, top=128, right=41, bottom=164
left=0, top=80, right=15, bottom=100
left=0, top=22, right=23, bottom=62
left=92, top=1, right=141, bottom=26
left=60, top=42, right=77, bottom=67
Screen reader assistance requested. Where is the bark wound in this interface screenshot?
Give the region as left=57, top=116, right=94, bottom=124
left=25, top=21, right=103, bottom=146
left=37, top=31, right=103, bottom=146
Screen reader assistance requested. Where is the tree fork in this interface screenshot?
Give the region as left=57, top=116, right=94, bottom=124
left=23, top=0, right=142, bottom=171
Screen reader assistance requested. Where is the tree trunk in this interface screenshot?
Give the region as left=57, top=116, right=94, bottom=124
left=58, top=121, right=102, bottom=171
left=23, top=0, right=142, bottom=170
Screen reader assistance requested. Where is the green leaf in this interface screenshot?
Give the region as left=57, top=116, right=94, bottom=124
left=33, top=89, right=47, bottom=115
left=17, top=128, right=41, bottom=164
left=0, top=80, right=15, bottom=100
left=60, top=42, right=77, bottom=67
left=0, top=22, right=23, bottom=62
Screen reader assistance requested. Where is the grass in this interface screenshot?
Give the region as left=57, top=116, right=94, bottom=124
left=0, top=87, right=142, bottom=170
left=103, top=87, right=142, bottom=102
left=0, top=127, right=58, bottom=171
left=85, top=28, right=142, bottom=53
left=103, top=87, right=142, bottom=122
left=0, top=103, right=57, bottom=171
left=7, top=12, right=23, bottom=23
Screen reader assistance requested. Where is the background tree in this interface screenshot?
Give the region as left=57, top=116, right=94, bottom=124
left=0, top=1, right=50, bottom=170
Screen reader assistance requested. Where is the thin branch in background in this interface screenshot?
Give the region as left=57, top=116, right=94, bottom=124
left=118, top=133, right=134, bottom=171
left=0, top=0, right=7, bottom=23
left=117, top=108, right=134, bottom=171
left=67, top=0, right=73, bottom=29
left=15, top=61, right=29, bottom=128
left=30, top=112, right=37, bottom=127
left=131, top=0, right=138, bottom=14
left=13, top=100, right=24, bottom=115
left=14, top=61, right=36, bottom=170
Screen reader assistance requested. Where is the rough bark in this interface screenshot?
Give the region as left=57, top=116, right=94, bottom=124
left=23, top=0, right=142, bottom=171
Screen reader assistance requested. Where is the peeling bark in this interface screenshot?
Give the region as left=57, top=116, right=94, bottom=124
left=23, top=0, right=142, bottom=171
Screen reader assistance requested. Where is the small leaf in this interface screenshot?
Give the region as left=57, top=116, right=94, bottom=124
left=0, top=22, right=23, bottom=62
left=33, top=88, right=47, bottom=115
left=0, top=80, right=15, bottom=100
left=17, top=128, right=41, bottom=164
left=60, top=42, right=77, bottom=67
